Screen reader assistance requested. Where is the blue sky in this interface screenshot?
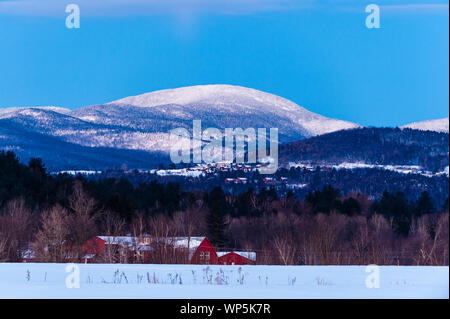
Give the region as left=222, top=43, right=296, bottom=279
left=0, top=0, right=448, bottom=127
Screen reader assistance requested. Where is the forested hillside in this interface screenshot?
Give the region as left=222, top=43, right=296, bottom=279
left=279, top=127, right=449, bottom=172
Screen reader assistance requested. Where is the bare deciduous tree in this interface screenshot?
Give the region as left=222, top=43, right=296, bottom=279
left=98, top=211, right=126, bottom=263
left=0, top=198, right=33, bottom=261
left=130, top=212, right=147, bottom=263
left=66, top=181, right=98, bottom=262
left=409, top=213, right=449, bottom=266
left=272, top=234, right=297, bottom=265
left=147, top=214, right=183, bottom=264
left=0, top=236, right=8, bottom=262
left=173, top=199, right=206, bottom=262
left=33, top=205, right=70, bottom=262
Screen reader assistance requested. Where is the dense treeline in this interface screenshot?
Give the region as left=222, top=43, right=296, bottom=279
left=93, top=164, right=450, bottom=210
left=0, top=151, right=448, bottom=265
left=0, top=151, right=191, bottom=219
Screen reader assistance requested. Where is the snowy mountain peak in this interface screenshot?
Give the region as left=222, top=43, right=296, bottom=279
left=104, top=84, right=360, bottom=136
left=109, top=84, right=303, bottom=113
left=401, top=118, right=449, bottom=133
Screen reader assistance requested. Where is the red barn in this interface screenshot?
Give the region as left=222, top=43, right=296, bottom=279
left=217, top=251, right=256, bottom=265
left=170, top=237, right=219, bottom=265
left=83, top=236, right=107, bottom=255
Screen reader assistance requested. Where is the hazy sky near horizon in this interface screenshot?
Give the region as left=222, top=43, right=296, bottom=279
left=0, top=0, right=448, bottom=127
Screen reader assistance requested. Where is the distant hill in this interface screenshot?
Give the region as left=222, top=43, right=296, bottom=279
left=279, top=127, right=449, bottom=173
left=0, top=120, right=169, bottom=171
left=401, top=118, right=449, bottom=133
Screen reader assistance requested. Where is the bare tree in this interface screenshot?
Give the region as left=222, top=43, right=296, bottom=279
left=0, top=198, right=33, bottom=261
left=130, top=212, right=147, bottom=263
left=297, top=213, right=348, bottom=265
left=69, top=181, right=96, bottom=215
left=147, top=214, right=182, bottom=263
left=33, top=205, right=70, bottom=262
left=0, top=236, right=8, bottom=262
left=173, top=199, right=206, bottom=262
left=272, top=234, right=297, bottom=265
left=350, top=216, right=371, bottom=265
left=66, top=181, right=98, bottom=262
left=366, top=214, right=396, bottom=265
left=409, top=213, right=449, bottom=266
left=99, top=212, right=126, bottom=263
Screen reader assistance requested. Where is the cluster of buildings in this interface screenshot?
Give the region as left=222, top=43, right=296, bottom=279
left=143, top=163, right=297, bottom=187
left=24, top=236, right=257, bottom=265
left=151, top=162, right=259, bottom=178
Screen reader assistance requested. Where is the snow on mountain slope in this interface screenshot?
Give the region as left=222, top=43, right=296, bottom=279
left=1, top=85, right=447, bottom=171
left=0, top=119, right=170, bottom=170
left=0, top=106, right=71, bottom=119
left=1, top=85, right=361, bottom=168
left=105, top=85, right=359, bottom=136
left=0, top=107, right=175, bottom=153
left=111, top=85, right=302, bottom=111
left=402, top=118, right=449, bottom=133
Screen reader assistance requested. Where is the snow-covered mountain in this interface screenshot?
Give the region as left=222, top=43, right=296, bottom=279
left=0, top=85, right=360, bottom=169
left=74, top=85, right=359, bottom=138
left=402, top=118, right=449, bottom=133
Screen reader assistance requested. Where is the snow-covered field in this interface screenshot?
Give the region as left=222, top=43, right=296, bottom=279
left=0, top=263, right=447, bottom=299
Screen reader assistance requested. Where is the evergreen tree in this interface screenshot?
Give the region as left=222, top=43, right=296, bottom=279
left=204, top=187, right=229, bottom=248
left=370, top=191, right=413, bottom=236
left=306, top=185, right=341, bottom=214
left=442, top=197, right=449, bottom=212
left=340, top=197, right=362, bottom=216
left=28, top=158, right=46, bottom=176
left=415, top=191, right=434, bottom=216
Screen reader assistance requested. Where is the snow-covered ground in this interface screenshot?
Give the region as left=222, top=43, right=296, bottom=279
left=0, top=263, right=447, bottom=299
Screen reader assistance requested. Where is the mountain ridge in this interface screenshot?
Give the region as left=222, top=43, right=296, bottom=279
left=1, top=85, right=359, bottom=167
left=0, top=85, right=447, bottom=170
